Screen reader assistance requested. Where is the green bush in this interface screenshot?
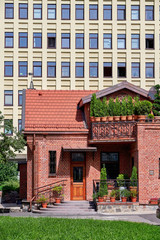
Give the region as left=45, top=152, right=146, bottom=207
left=100, top=164, right=108, bottom=196
left=113, top=97, right=121, bottom=116
left=1, top=180, right=19, bottom=195
left=133, top=96, right=140, bottom=115
left=127, top=96, right=134, bottom=115
left=153, top=85, right=160, bottom=116
left=0, top=162, right=18, bottom=183
left=116, top=174, right=125, bottom=187
left=0, top=186, right=2, bottom=191
left=130, top=166, right=138, bottom=187
left=94, top=99, right=103, bottom=117
left=121, top=189, right=131, bottom=198
left=108, top=98, right=114, bottom=116
left=121, top=97, right=127, bottom=116
left=90, top=93, right=97, bottom=117
left=136, top=100, right=152, bottom=115
left=102, top=97, right=108, bottom=117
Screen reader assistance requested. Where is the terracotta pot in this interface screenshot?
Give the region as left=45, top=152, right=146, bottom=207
left=133, top=115, right=138, bottom=121
left=42, top=202, right=47, bottom=208
left=138, top=115, right=146, bottom=122
left=131, top=197, right=137, bottom=202
left=127, top=115, right=133, bottom=121
left=98, top=197, right=104, bottom=202
left=110, top=197, right=115, bottom=202
left=121, top=116, right=127, bottom=121
left=103, top=195, right=108, bottom=202
left=95, top=117, right=101, bottom=122
left=101, top=117, right=107, bottom=122
left=55, top=198, right=61, bottom=204
left=154, top=116, right=160, bottom=123
left=108, top=185, right=114, bottom=190
left=129, top=186, right=137, bottom=192
left=150, top=199, right=158, bottom=205
left=108, top=116, right=114, bottom=122
left=90, top=116, right=95, bottom=122
left=114, top=116, right=120, bottom=121
left=121, top=197, right=127, bottom=202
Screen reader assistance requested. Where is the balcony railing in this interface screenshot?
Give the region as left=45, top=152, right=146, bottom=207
left=91, top=121, right=137, bottom=141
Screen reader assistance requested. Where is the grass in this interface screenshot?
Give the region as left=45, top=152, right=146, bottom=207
left=0, top=217, right=160, bottom=240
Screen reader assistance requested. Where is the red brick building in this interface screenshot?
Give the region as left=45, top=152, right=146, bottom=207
left=21, top=82, right=160, bottom=204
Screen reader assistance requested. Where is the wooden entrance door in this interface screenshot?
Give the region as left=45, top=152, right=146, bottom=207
left=71, top=163, right=86, bottom=200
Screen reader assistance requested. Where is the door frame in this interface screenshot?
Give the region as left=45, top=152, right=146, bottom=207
left=70, top=153, right=86, bottom=200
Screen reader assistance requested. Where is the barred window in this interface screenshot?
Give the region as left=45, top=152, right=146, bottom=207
left=49, top=151, right=56, bottom=175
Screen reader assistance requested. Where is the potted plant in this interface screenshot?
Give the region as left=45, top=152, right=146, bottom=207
left=110, top=190, right=116, bottom=202
left=101, top=97, right=108, bottom=122
left=97, top=191, right=105, bottom=202
left=90, top=93, right=96, bottom=122
left=133, top=96, right=140, bottom=121
left=117, top=174, right=126, bottom=201
left=130, top=190, right=138, bottom=202
left=94, top=99, right=102, bottom=122
left=36, top=195, right=48, bottom=208
left=100, top=165, right=108, bottom=201
left=108, top=98, right=114, bottom=121
left=127, top=96, right=133, bottom=121
left=153, top=84, right=160, bottom=121
left=137, top=100, right=152, bottom=122
left=52, top=185, right=63, bottom=204
left=121, top=189, right=130, bottom=202
left=113, top=97, right=121, bottom=121
left=121, top=97, right=127, bottom=121
left=148, top=113, right=154, bottom=122
left=130, top=166, right=138, bottom=192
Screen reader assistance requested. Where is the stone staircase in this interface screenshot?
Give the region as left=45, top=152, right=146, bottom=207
left=32, top=201, right=97, bottom=217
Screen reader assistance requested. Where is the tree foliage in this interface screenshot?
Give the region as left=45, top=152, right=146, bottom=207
left=153, top=84, right=160, bottom=116
left=0, top=111, right=26, bottom=163
left=0, top=162, right=18, bottom=183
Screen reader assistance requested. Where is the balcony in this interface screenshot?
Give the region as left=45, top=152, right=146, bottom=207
left=90, top=121, right=137, bottom=143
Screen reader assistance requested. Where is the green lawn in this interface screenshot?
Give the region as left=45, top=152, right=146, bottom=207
left=0, top=217, right=160, bottom=240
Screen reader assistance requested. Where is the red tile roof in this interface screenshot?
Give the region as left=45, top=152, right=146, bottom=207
left=24, top=90, right=95, bottom=132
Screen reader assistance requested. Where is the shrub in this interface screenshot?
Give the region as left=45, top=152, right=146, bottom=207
left=90, top=93, right=97, bottom=117
left=2, top=180, right=19, bottom=195
left=102, top=97, right=108, bottom=117
left=52, top=185, right=63, bottom=198
left=121, top=97, right=127, bottom=116
left=0, top=186, right=2, bottom=191
left=0, top=162, right=18, bottom=183
left=116, top=174, right=125, bottom=187
left=121, top=189, right=131, bottom=198
left=94, top=99, right=103, bottom=117
left=130, top=166, right=137, bottom=187
left=100, top=164, right=108, bottom=196
left=108, top=98, right=114, bottom=116
left=133, top=96, right=140, bottom=115
left=127, top=96, right=134, bottom=115
left=113, top=97, right=121, bottom=116
left=36, top=195, right=48, bottom=203
left=148, top=113, right=154, bottom=119
left=110, top=190, right=116, bottom=197
left=136, top=100, right=152, bottom=115
left=153, top=85, right=160, bottom=116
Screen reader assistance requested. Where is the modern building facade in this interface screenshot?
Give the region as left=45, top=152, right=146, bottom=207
left=0, top=0, right=160, bottom=142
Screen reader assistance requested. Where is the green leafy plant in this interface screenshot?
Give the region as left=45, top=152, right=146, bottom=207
left=153, top=85, right=160, bottom=116
left=130, top=190, right=138, bottom=198
left=1, top=180, right=19, bottom=196
left=130, top=166, right=138, bottom=187
left=90, top=93, right=97, bottom=117
left=36, top=195, right=48, bottom=203
left=110, top=189, right=116, bottom=197
left=116, top=174, right=125, bottom=187
left=113, top=97, right=121, bottom=116
left=0, top=162, right=18, bottom=183
left=100, top=164, right=108, bottom=196
left=121, top=97, right=127, bottom=116
left=133, top=96, right=140, bottom=115
left=148, top=114, right=154, bottom=119
left=121, top=189, right=131, bottom=198
left=0, top=186, right=3, bottom=191
left=108, top=98, right=114, bottom=116
left=94, top=99, right=103, bottom=117
left=52, top=185, right=63, bottom=198
left=136, top=101, right=152, bottom=115
left=127, top=96, right=134, bottom=115
left=102, top=97, right=108, bottom=117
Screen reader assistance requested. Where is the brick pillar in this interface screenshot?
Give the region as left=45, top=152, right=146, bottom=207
left=19, top=163, right=27, bottom=199
left=27, top=141, right=34, bottom=201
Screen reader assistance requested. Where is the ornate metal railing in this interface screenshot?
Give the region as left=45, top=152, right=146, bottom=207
left=91, top=121, right=137, bottom=141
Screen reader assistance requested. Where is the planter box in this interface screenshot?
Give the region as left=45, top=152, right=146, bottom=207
left=150, top=198, right=158, bottom=205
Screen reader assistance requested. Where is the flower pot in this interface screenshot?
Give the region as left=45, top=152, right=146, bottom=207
left=55, top=198, right=61, bottom=204
left=103, top=195, right=108, bottom=202
left=90, top=116, right=95, bottom=122
left=110, top=197, right=115, bottom=203
left=129, top=186, right=137, bottom=192
left=121, top=197, right=127, bottom=203
left=108, top=185, right=114, bottom=190
left=101, top=117, right=107, bottom=122
left=133, top=115, right=138, bottom=121
left=127, top=115, right=133, bottom=121
left=131, top=197, right=137, bottom=202
left=108, top=116, right=114, bottom=122
left=98, top=197, right=104, bottom=202
left=95, top=117, right=101, bottom=122
left=42, top=202, right=47, bottom=208
left=120, top=116, right=127, bottom=121
left=138, top=115, right=146, bottom=122
left=114, top=116, right=120, bottom=121
left=149, top=198, right=158, bottom=205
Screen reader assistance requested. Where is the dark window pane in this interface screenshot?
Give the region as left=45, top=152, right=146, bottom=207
left=146, top=34, right=154, bottom=49
left=73, top=167, right=83, bottom=182
left=104, top=62, right=112, bottom=77
left=49, top=151, right=56, bottom=174
left=47, top=33, right=56, bottom=48
left=118, top=62, right=126, bottom=77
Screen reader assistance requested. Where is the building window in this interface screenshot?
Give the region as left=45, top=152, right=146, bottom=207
left=19, top=3, right=28, bottom=19
left=101, top=153, right=119, bottom=179
left=4, top=61, right=13, bottom=77
left=76, top=4, right=84, bottom=20
left=118, top=63, right=126, bottom=77
left=89, top=62, right=98, bottom=78
left=146, top=34, right=154, bottom=49
left=33, top=33, right=42, bottom=48
left=131, top=5, right=140, bottom=20
left=5, top=32, right=13, bottom=48
left=49, top=151, right=56, bottom=175
left=61, top=62, right=70, bottom=78
left=89, top=34, right=98, bottom=49
left=76, top=33, right=84, bottom=49
left=5, top=3, right=14, bottom=19
left=47, top=33, right=56, bottom=48
left=103, top=34, right=112, bottom=49
left=47, top=62, right=56, bottom=78
left=47, top=4, right=56, bottom=19
left=33, top=61, right=42, bottom=77
left=146, top=6, right=154, bottom=20
left=132, top=63, right=140, bottom=78
left=89, top=5, right=98, bottom=20
left=103, top=5, right=112, bottom=20
left=18, top=90, right=23, bottom=106
left=4, top=119, right=13, bottom=135
left=76, top=62, right=84, bottom=78
left=104, top=63, right=112, bottom=78
left=117, top=5, right=126, bottom=20
left=131, top=34, right=140, bottom=49
left=117, top=34, right=126, bottom=49
left=4, top=90, right=13, bottom=106
left=146, top=63, right=154, bottom=78
left=19, top=61, right=28, bottom=77
left=18, top=119, right=22, bottom=132
left=19, top=33, right=28, bottom=48
left=61, top=4, right=70, bottom=20
left=61, top=33, right=70, bottom=49
left=33, top=4, right=42, bottom=19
